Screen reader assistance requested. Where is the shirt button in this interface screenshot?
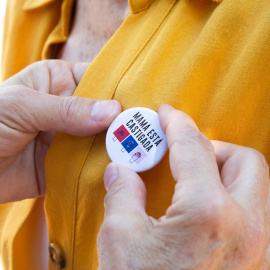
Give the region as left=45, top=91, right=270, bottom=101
left=49, top=243, right=66, bottom=269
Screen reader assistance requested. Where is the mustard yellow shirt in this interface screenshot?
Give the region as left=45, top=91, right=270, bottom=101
left=1, top=0, right=270, bottom=269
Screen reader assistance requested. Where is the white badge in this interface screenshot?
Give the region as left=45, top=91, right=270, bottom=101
left=106, top=107, right=167, bottom=172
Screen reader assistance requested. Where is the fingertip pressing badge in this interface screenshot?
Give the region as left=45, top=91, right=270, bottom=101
left=106, top=107, right=167, bottom=172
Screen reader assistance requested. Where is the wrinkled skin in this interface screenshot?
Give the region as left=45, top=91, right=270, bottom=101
left=0, top=60, right=121, bottom=203
left=1, top=60, right=270, bottom=269
left=98, top=105, right=270, bottom=270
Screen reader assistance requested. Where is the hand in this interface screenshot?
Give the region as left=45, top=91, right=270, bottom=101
left=0, top=60, right=121, bottom=203
left=98, top=105, right=270, bottom=270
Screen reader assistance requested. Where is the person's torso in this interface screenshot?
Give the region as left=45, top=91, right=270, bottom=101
left=1, top=0, right=270, bottom=269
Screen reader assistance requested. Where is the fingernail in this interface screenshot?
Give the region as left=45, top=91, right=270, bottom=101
left=91, top=101, right=118, bottom=122
left=104, top=163, right=119, bottom=191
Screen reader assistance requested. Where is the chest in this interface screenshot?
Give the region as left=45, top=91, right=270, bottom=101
left=57, top=0, right=130, bottom=62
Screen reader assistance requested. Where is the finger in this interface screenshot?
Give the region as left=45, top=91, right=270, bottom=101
left=98, top=164, right=149, bottom=270
left=264, top=187, right=270, bottom=246
left=104, top=162, right=147, bottom=217
left=212, top=140, right=270, bottom=211
left=2, top=60, right=89, bottom=96
left=0, top=86, right=121, bottom=136
left=264, top=243, right=270, bottom=269
left=158, top=104, right=221, bottom=187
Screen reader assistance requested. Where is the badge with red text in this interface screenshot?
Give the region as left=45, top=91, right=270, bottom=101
left=106, top=107, right=167, bottom=172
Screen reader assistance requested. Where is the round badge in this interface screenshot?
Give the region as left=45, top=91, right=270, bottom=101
left=106, top=107, right=167, bottom=172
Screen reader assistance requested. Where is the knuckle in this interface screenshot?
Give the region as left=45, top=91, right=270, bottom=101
left=245, top=217, right=268, bottom=256
left=200, top=193, right=229, bottom=221
left=100, top=215, right=122, bottom=236
left=182, top=129, right=213, bottom=153
left=99, top=214, right=129, bottom=243
left=259, top=153, right=269, bottom=173
left=98, top=217, right=118, bottom=247
left=0, top=87, right=27, bottom=112
left=104, top=180, right=127, bottom=207
left=59, top=96, right=80, bottom=123
left=247, top=148, right=267, bottom=167
left=0, top=87, right=38, bottom=131
left=245, top=148, right=269, bottom=177
left=170, top=186, right=236, bottom=223
left=196, top=190, right=239, bottom=233
left=255, top=226, right=267, bottom=250
left=29, top=60, right=48, bottom=69
left=167, top=188, right=242, bottom=241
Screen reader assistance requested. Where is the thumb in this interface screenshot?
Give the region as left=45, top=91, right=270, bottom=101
left=104, top=163, right=147, bottom=217
left=1, top=86, right=121, bottom=136
left=98, top=164, right=149, bottom=270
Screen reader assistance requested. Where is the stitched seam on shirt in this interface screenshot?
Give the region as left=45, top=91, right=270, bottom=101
left=71, top=137, right=95, bottom=269
left=111, top=0, right=178, bottom=99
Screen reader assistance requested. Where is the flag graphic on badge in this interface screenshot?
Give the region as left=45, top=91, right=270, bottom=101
left=112, top=125, right=130, bottom=142
left=121, top=135, right=138, bottom=153
left=129, top=146, right=147, bottom=164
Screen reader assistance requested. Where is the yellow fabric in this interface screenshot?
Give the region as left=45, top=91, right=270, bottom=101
left=129, top=0, right=155, bottom=13
left=1, top=0, right=270, bottom=269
